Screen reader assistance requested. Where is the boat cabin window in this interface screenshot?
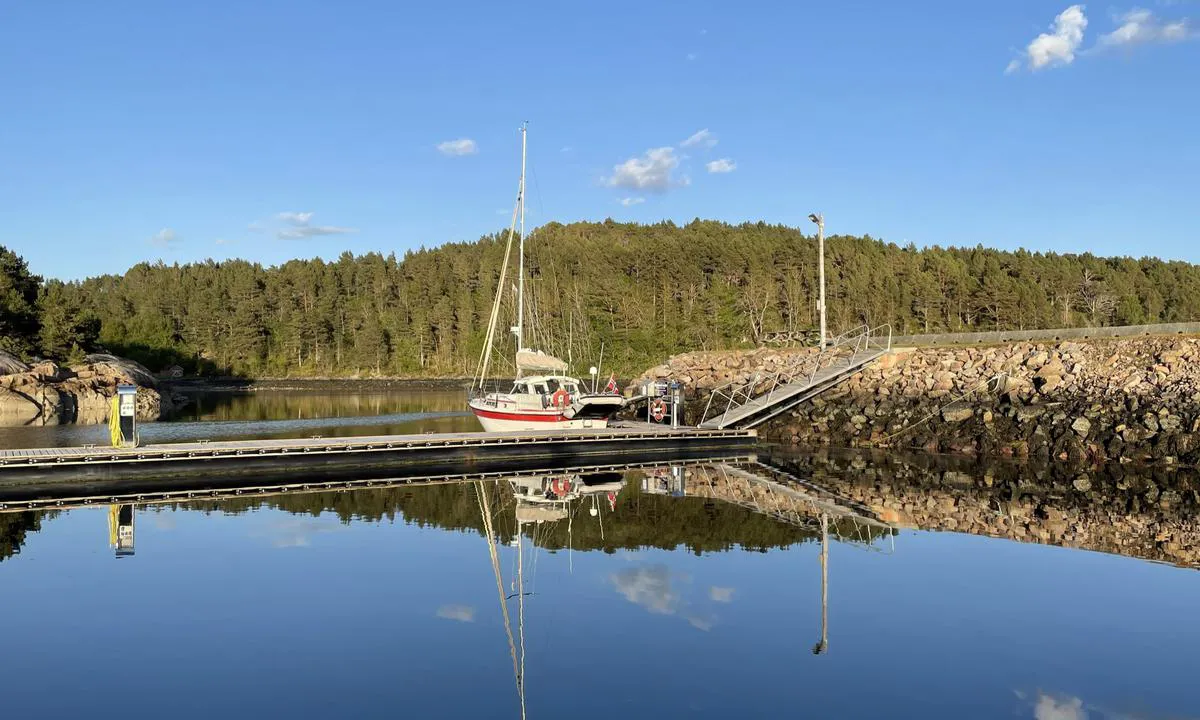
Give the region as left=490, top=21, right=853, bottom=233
left=532, top=382, right=548, bottom=395
left=546, top=379, right=561, bottom=393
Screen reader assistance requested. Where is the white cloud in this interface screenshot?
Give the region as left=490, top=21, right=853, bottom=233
left=150, top=228, right=178, bottom=247
left=437, top=138, right=478, bottom=156
left=1007, top=5, right=1088, bottom=73
left=271, top=211, right=357, bottom=239
left=611, top=565, right=680, bottom=614
left=1097, top=8, right=1195, bottom=48
left=214, top=238, right=230, bottom=246
left=619, top=197, right=645, bottom=206
left=680, top=128, right=718, bottom=149
left=436, top=604, right=477, bottom=622
left=706, top=158, right=737, bottom=174
left=277, top=211, right=314, bottom=225
left=1033, top=693, right=1086, bottom=720
left=606, top=147, right=681, bottom=192
left=709, top=586, right=735, bottom=603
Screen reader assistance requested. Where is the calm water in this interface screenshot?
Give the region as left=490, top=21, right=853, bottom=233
left=0, top=384, right=477, bottom=449
left=2, top=388, right=1199, bottom=718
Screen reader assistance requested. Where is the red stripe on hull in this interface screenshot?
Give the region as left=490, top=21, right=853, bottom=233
left=470, top=407, right=568, bottom=422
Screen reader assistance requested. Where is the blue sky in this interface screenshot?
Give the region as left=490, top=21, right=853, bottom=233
left=1, top=1, right=1197, bottom=280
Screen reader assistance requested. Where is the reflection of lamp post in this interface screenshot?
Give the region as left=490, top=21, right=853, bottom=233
left=808, top=213, right=826, bottom=348
left=811, top=513, right=828, bottom=655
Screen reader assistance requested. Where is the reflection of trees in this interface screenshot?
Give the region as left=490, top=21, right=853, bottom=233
left=175, top=472, right=819, bottom=554
left=0, top=511, right=51, bottom=563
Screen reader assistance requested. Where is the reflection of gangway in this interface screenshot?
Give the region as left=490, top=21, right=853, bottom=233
left=694, top=462, right=895, bottom=550
left=699, top=325, right=892, bottom=430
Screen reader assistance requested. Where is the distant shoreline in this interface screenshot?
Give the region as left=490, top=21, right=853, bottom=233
left=164, top=377, right=474, bottom=393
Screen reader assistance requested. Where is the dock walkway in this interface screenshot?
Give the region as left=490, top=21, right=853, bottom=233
left=0, top=423, right=757, bottom=501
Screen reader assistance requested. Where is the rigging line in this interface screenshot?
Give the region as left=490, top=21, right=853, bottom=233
left=473, top=481, right=523, bottom=710
left=474, top=198, right=521, bottom=390
left=529, top=154, right=546, bottom=220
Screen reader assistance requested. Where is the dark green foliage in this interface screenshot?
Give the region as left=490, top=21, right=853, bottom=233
left=37, top=281, right=100, bottom=362
left=0, top=245, right=43, bottom=357
left=21, top=221, right=1200, bottom=376
left=174, top=478, right=818, bottom=554
left=0, top=511, right=49, bottom=562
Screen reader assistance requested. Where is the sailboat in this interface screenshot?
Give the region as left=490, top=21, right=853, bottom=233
left=468, top=124, right=625, bottom=432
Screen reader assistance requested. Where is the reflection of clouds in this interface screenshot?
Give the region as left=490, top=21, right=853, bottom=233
left=255, top=517, right=344, bottom=548
left=709, top=586, right=735, bottom=603
left=436, top=604, right=476, bottom=623
left=611, top=565, right=679, bottom=615
left=611, top=565, right=732, bottom=631
left=1035, top=694, right=1086, bottom=720
left=1021, top=690, right=1186, bottom=720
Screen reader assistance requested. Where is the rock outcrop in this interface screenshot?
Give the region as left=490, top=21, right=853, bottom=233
left=637, top=336, right=1200, bottom=465
left=0, top=353, right=173, bottom=425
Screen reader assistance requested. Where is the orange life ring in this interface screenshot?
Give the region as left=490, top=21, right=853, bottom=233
left=651, top=399, right=667, bottom=422
left=551, top=477, right=571, bottom=496
left=551, top=388, right=571, bottom=409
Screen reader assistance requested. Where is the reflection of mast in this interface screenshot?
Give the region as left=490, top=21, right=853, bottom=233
left=473, top=481, right=526, bottom=719
left=812, top=513, right=828, bottom=655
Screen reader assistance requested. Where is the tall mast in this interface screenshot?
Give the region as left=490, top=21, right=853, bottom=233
left=516, top=122, right=527, bottom=352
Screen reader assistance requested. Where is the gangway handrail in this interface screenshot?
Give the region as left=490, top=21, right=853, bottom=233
left=699, top=324, right=892, bottom=429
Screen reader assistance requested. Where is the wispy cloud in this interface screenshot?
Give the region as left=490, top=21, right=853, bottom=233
left=612, top=565, right=680, bottom=614
left=686, top=52, right=698, bottom=61
left=214, top=238, right=231, bottom=246
left=277, top=211, right=314, bottom=224
left=680, top=128, right=718, bottom=149
left=709, top=586, right=735, bottom=603
left=436, top=604, right=477, bottom=623
left=1097, top=8, right=1195, bottom=48
left=274, top=211, right=357, bottom=240
left=619, top=197, right=645, bottom=207
left=150, top=227, right=178, bottom=247
left=606, top=147, right=684, bottom=192
left=706, top=158, right=736, bottom=174
left=1033, top=693, right=1086, bottom=720
left=256, top=518, right=344, bottom=548
left=1006, top=5, right=1088, bottom=73
left=437, top=138, right=478, bottom=156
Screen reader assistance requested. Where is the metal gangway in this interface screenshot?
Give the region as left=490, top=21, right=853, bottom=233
left=699, top=324, right=892, bottom=430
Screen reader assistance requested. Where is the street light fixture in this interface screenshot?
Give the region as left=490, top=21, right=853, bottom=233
left=809, top=213, right=826, bottom=348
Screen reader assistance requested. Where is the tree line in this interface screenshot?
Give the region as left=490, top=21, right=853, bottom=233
left=3, top=219, right=1199, bottom=377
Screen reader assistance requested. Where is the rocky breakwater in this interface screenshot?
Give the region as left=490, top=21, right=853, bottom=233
left=0, top=352, right=175, bottom=425
left=637, top=336, right=1200, bottom=465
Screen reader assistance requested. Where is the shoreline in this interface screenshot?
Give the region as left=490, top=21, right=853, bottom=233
left=164, top=377, right=476, bottom=392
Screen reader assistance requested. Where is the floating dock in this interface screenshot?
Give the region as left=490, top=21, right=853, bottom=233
left=0, top=423, right=756, bottom=505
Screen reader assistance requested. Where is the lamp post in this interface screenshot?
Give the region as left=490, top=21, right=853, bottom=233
left=808, top=213, right=826, bottom=348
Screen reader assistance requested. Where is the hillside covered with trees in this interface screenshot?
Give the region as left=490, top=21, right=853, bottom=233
left=3, top=220, right=1200, bottom=378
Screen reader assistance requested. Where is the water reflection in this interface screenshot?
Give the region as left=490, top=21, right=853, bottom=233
left=0, top=385, right=476, bottom=450
left=4, top=454, right=1200, bottom=718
